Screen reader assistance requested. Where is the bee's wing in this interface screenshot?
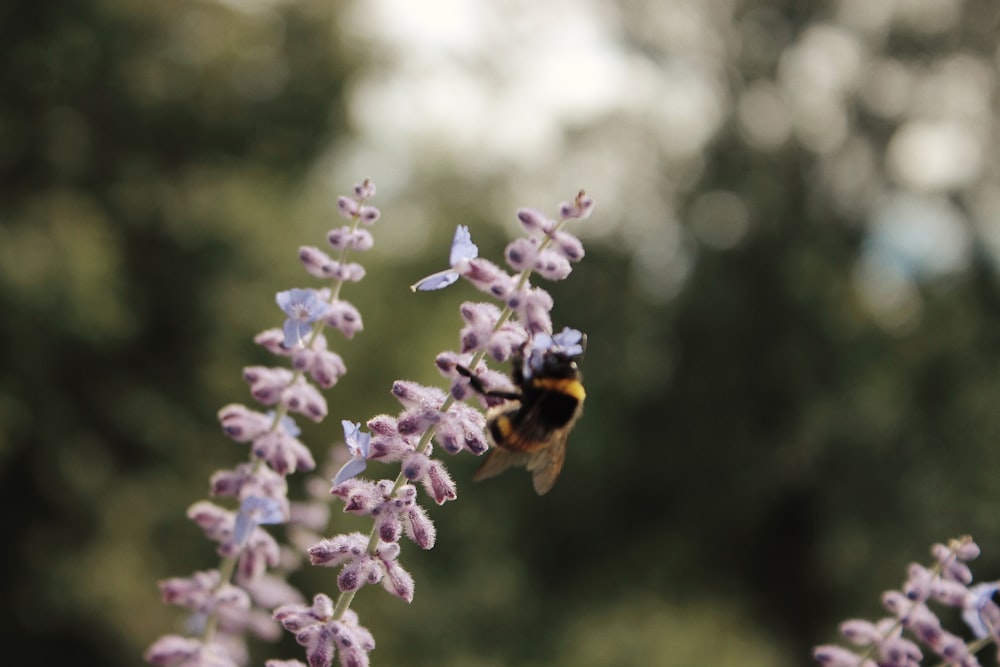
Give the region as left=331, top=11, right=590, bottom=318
left=473, top=447, right=532, bottom=482
left=525, top=432, right=568, bottom=495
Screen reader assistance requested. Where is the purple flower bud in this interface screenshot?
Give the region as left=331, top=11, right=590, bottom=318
left=839, top=619, right=881, bottom=645
left=375, top=512, right=402, bottom=543
left=338, top=560, right=365, bottom=593
left=532, top=249, right=572, bottom=281
left=236, top=523, right=281, bottom=580
left=929, top=578, right=970, bottom=607
left=937, top=630, right=972, bottom=663
left=354, top=179, right=376, bottom=200
left=460, top=301, right=501, bottom=327
left=882, top=590, right=907, bottom=615
left=551, top=230, right=585, bottom=261
left=299, top=246, right=336, bottom=279
left=391, top=381, right=446, bottom=410
left=948, top=562, right=974, bottom=585
left=813, top=645, right=866, bottom=667
left=558, top=190, right=595, bottom=220
left=293, top=346, right=347, bottom=389
left=244, top=366, right=294, bottom=406
left=880, top=637, right=922, bottom=665
left=308, top=533, right=369, bottom=568
left=328, top=227, right=374, bottom=252
left=336, top=261, right=366, bottom=282
left=375, top=541, right=400, bottom=562
left=159, top=570, right=220, bottom=610
left=324, top=300, right=364, bottom=339
left=282, top=378, right=328, bottom=422
left=144, top=636, right=239, bottom=667
left=397, top=406, right=440, bottom=436
left=402, top=503, right=436, bottom=550
left=380, top=558, right=414, bottom=603
left=509, top=287, right=553, bottom=335
left=337, top=196, right=360, bottom=219
left=187, top=501, right=231, bottom=541
left=252, top=428, right=316, bottom=475
left=517, top=207, right=554, bottom=235
left=504, top=237, right=539, bottom=271
left=435, top=404, right=488, bottom=455
left=461, top=258, right=516, bottom=299
left=903, top=603, right=942, bottom=645
left=366, top=414, right=413, bottom=461
left=255, top=328, right=291, bottom=355
left=423, top=460, right=457, bottom=505
left=401, top=452, right=430, bottom=481
left=359, top=206, right=380, bottom=225
left=330, top=479, right=382, bottom=514
left=160, top=570, right=251, bottom=615
left=904, top=563, right=932, bottom=600
left=218, top=404, right=271, bottom=442
left=954, top=537, right=981, bottom=561
left=273, top=594, right=334, bottom=633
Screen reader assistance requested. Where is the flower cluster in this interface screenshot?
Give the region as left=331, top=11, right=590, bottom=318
left=269, top=190, right=593, bottom=667
left=145, top=180, right=381, bottom=667
left=814, top=535, right=1000, bottom=667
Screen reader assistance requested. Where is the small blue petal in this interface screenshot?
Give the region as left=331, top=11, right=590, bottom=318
left=282, top=318, right=311, bottom=348
left=332, top=458, right=368, bottom=486
left=245, top=496, right=285, bottom=525
left=523, top=327, right=586, bottom=378
left=412, top=271, right=460, bottom=292
left=449, top=225, right=479, bottom=266
left=279, top=415, right=301, bottom=437
left=235, top=496, right=285, bottom=546
left=552, top=327, right=585, bottom=356
left=234, top=512, right=254, bottom=547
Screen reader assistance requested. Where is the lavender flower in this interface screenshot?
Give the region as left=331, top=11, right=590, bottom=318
left=814, top=535, right=1000, bottom=667
left=275, top=190, right=592, bottom=666
left=147, top=180, right=381, bottom=667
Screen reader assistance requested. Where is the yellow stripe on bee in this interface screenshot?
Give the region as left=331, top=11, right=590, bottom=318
left=531, top=377, right=586, bottom=401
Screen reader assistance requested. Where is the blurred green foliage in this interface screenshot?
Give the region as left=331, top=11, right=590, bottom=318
left=2, top=1, right=1000, bottom=666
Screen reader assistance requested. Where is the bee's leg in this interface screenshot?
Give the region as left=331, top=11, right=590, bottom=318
left=455, top=364, right=521, bottom=401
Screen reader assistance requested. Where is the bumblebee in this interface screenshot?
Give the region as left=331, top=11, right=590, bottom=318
left=457, top=329, right=585, bottom=495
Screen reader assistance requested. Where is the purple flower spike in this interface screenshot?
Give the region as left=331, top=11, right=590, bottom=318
left=410, top=225, right=479, bottom=291
left=276, top=288, right=331, bottom=349
left=332, top=420, right=372, bottom=485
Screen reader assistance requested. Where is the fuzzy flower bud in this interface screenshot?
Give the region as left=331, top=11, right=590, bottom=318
left=323, top=300, right=364, bottom=340
left=218, top=404, right=272, bottom=442
left=559, top=190, right=595, bottom=219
